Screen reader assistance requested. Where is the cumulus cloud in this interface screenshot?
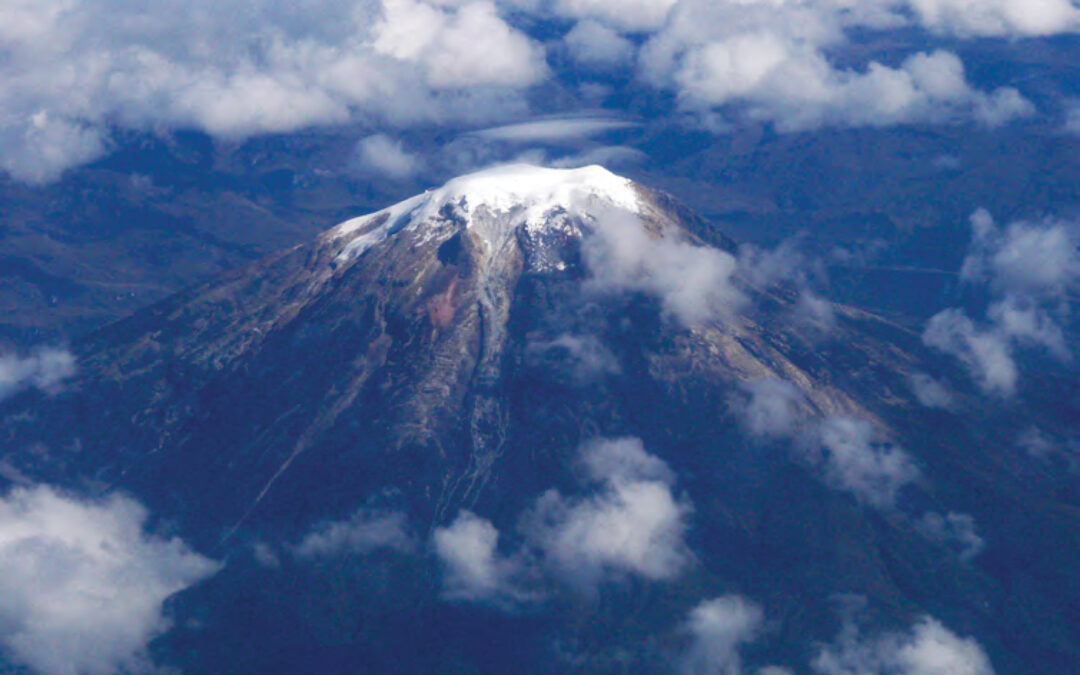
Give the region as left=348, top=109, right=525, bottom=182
left=524, top=437, right=693, bottom=587
left=907, top=372, right=956, bottom=410
left=552, top=0, right=679, bottom=32
left=731, top=378, right=806, bottom=439
left=579, top=436, right=677, bottom=485
left=0, top=485, right=219, bottom=675
left=798, top=417, right=920, bottom=509
left=376, top=0, right=548, bottom=89
left=908, top=0, right=1080, bottom=37
left=915, top=511, right=986, bottom=562
left=961, top=209, right=1080, bottom=300
left=564, top=20, right=635, bottom=69
left=0, top=348, right=76, bottom=401
left=2, top=0, right=1070, bottom=180
left=923, top=310, right=1018, bottom=395
left=639, top=1, right=1034, bottom=132
left=352, top=134, right=421, bottom=179
left=680, top=595, right=765, bottom=675
left=433, top=510, right=527, bottom=604
left=0, top=0, right=546, bottom=182
left=432, top=439, right=692, bottom=602
left=924, top=209, right=1079, bottom=395
left=294, top=507, right=414, bottom=558
left=584, top=208, right=744, bottom=326
left=813, top=614, right=995, bottom=675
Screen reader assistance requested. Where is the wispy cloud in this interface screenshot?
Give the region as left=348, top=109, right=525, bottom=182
left=0, top=347, right=76, bottom=401
left=924, top=209, right=1080, bottom=395
left=467, top=115, right=638, bottom=144
left=294, top=507, right=415, bottom=559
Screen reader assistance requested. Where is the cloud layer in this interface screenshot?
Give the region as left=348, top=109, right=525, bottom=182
left=0, top=0, right=546, bottom=182
left=2, top=0, right=1072, bottom=181
left=0, top=486, right=219, bottom=675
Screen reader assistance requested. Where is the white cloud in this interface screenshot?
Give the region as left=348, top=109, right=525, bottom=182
left=1018, top=426, right=1057, bottom=458
left=2, top=0, right=1070, bottom=180
left=0, top=348, right=76, bottom=401
left=0, top=485, right=219, bottom=675
left=680, top=595, right=765, bottom=675
left=579, top=437, right=676, bottom=485
left=552, top=0, right=678, bottom=32
left=524, top=437, right=692, bottom=586
left=468, top=115, right=637, bottom=144
left=925, top=210, right=1080, bottom=395
left=1066, top=99, right=1080, bottom=134
left=738, top=239, right=818, bottom=290
left=731, top=378, right=805, bottom=439
left=794, top=291, right=837, bottom=331
left=961, top=209, right=1080, bottom=300
left=916, top=511, right=986, bottom=562
left=526, top=333, right=622, bottom=383
left=737, top=240, right=835, bottom=330
left=564, top=21, right=635, bottom=68
left=0, top=0, right=546, bottom=182
left=376, top=0, right=548, bottom=89
left=353, top=134, right=421, bottom=179
left=433, top=510, right=525, bottom=603
left=799, top=417, right=920, bottom=509
left=923, top=309, right=1018, bottom=395
left=907, top=372, right=955, bottom=410
left=907, top=0, right=1080, bottom=37
left=813, top=615, right=995, bottom=675
left=583, top=208, right=745, bottom=326
left=636, top=1, right=1033, bottom=132
left=676, top=44, right=1028, bottom=131
left=294, top=507, right=414, bottom=558
left=1016, top=427, right=1080, bottom=471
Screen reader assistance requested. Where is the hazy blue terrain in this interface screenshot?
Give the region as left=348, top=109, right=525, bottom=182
left=1, top=3, right=1079, bottom=674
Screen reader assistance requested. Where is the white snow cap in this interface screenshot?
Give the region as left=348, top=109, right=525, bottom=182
left=332, top=164, right=642, bottom=258
left=421, top=163, right=641, bottom=218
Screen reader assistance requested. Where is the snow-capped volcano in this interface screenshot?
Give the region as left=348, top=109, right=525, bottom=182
left=3, top=166, right=1076, bottom=673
